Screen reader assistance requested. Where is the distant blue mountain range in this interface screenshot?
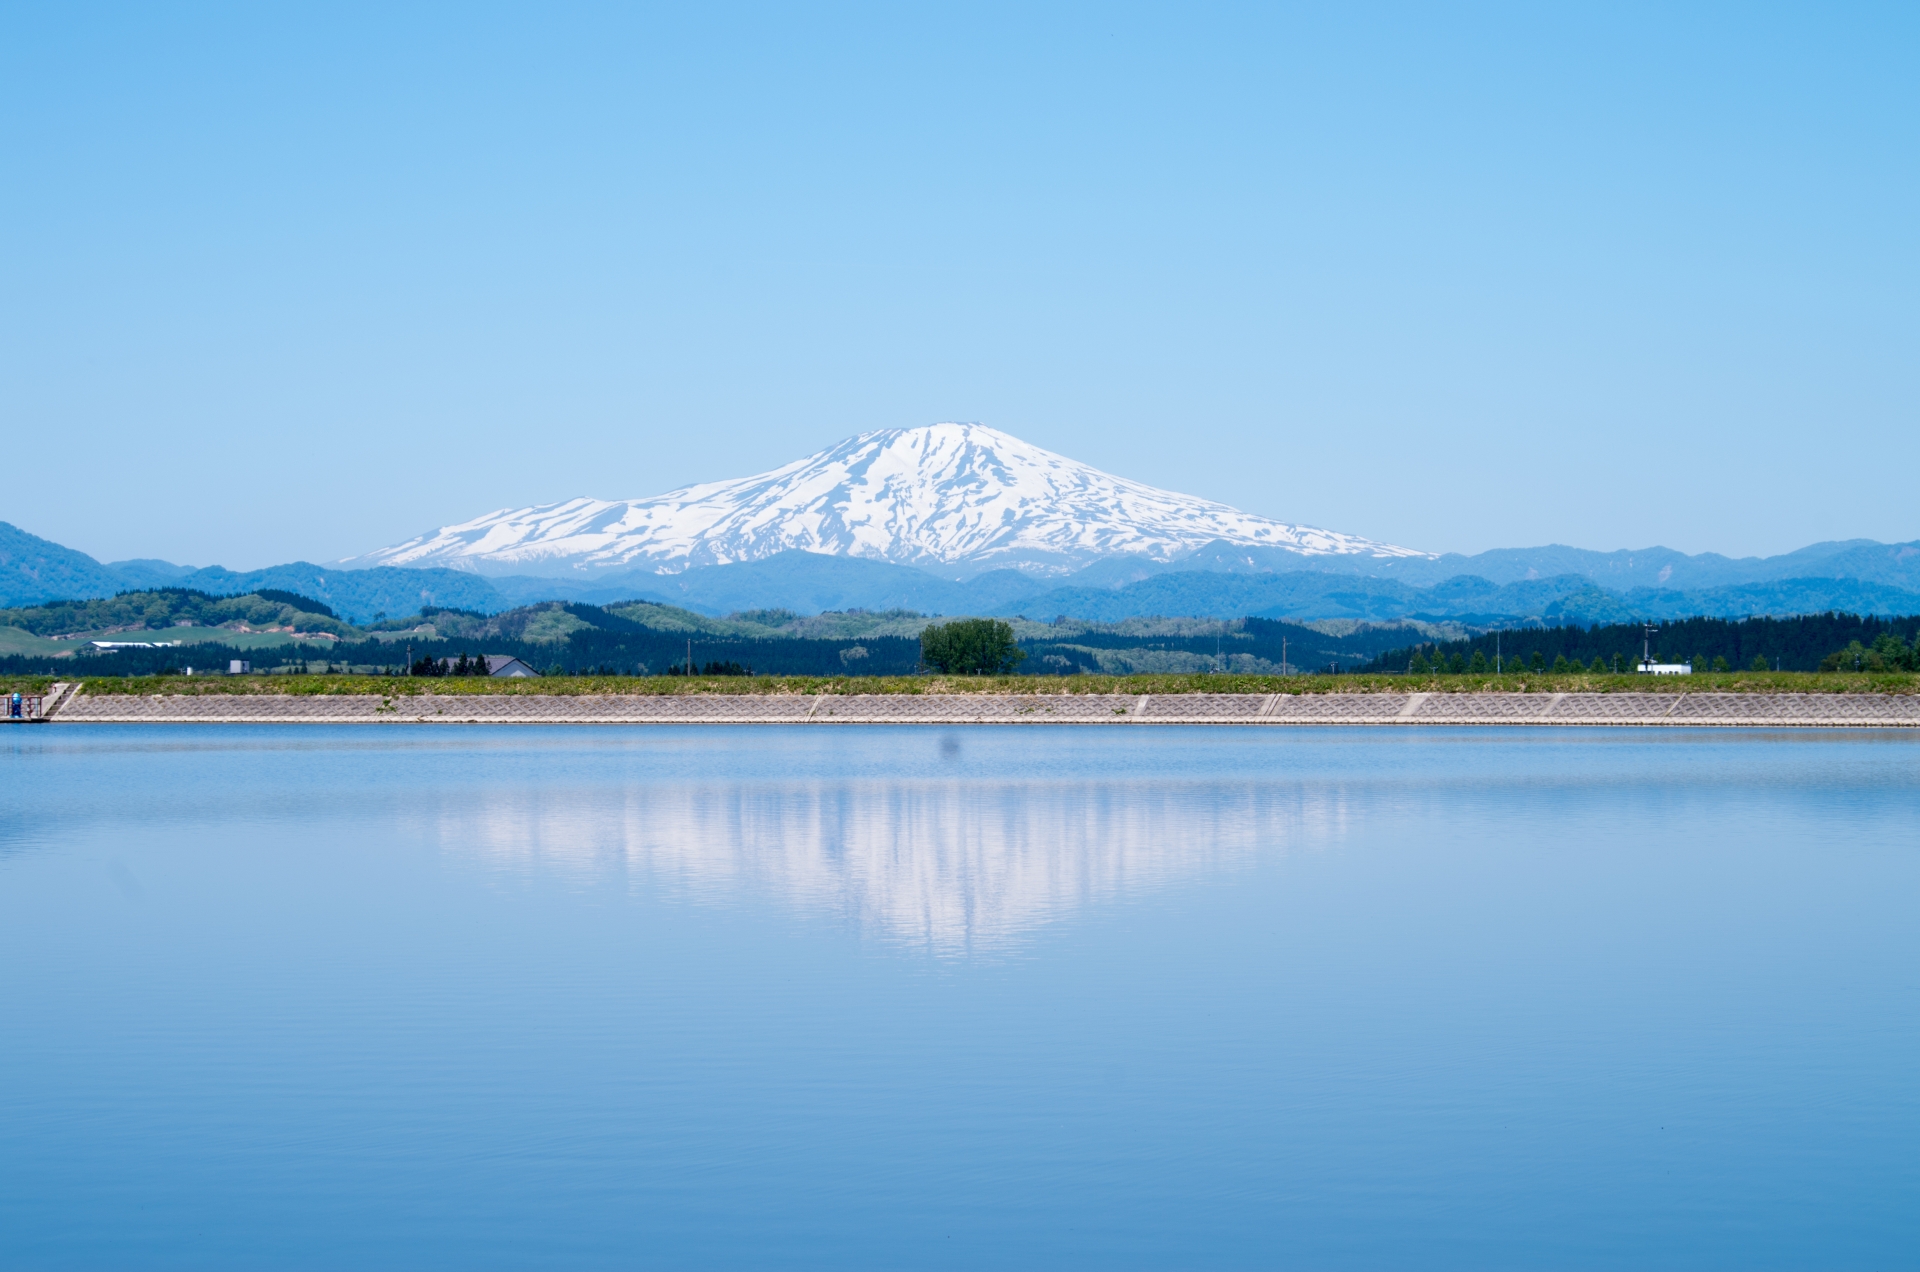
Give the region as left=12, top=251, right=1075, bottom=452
left=0, top=523, right=504, bottom=621
left=5, top=521, right=1919, bottom=627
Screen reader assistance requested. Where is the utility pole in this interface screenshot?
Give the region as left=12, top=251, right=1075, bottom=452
left=687, top=638, right=692, bottom=676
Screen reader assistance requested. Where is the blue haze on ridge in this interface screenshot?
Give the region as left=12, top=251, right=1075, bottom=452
left=5, top=519, right=1920, bottom=626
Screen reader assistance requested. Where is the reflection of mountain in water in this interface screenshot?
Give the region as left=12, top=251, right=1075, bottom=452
left=434, top=778, right=1349, bottom=952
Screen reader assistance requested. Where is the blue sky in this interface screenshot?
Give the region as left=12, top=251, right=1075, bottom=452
left=3, top=3, right=1915, bottom=568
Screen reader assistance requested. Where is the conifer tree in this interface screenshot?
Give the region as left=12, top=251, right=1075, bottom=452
left=1530, top=650, right=1545, bottom=672
left=1469, top=650, right=1488, bottom=673
left=1551, top=654, right=1570, bottom=673
left=1589, top=656, right=1606, bottom=673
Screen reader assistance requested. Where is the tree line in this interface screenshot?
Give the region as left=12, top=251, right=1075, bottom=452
left=12, top=607, right=1917, bottom=680
left=1013, top=616, right=1411, bottom=674
left=1364, top=613, right=1920, bottom=674
left=1820, top=633, right=1920, bottom=672
left=0, top=630, right=928, bottom=678
left=409, top=652, right=494, bottom=677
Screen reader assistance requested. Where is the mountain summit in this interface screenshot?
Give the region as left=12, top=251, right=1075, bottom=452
left=346, top=423, right=1423, bottom=578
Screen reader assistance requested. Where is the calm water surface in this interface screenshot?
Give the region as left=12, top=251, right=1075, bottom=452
left=2, top=726, right=1915, bottom=1269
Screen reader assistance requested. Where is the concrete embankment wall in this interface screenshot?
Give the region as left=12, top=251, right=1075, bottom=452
left=47, top=690, right=1920, bottom=726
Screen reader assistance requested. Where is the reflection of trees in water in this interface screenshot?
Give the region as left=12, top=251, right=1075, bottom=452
left=434, top=779, right=1349, bottom=953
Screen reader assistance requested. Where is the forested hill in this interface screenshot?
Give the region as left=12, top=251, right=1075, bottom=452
left=1361, top=613, right=1920, bottom=674
left=13, top=588, right=1913, bottom=678
left=0, top=589, right=1448, bottom=677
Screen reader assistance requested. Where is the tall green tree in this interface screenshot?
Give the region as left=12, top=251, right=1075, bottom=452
left=1872, top=632, right=1914, bottom=670
left=920, top=619, right=1026, bottom=675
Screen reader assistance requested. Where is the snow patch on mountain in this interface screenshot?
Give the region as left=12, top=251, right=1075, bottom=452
left=345, top=423, right=1425, bottom=578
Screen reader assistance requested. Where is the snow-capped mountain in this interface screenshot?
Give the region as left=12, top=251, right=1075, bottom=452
left=345, top=423, right=1425, bottom=579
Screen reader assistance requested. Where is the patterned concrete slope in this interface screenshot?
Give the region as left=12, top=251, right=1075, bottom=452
left=50, top=690, right=1920, bottom=725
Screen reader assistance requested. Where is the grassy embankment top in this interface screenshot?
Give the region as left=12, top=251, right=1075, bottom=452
left=12, top=670, right=1920, bottom=696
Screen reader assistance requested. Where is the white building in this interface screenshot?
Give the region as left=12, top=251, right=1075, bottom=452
left=1638, top=661, right=1692, bottom=676
left=482, top=655, right=540, bottom=678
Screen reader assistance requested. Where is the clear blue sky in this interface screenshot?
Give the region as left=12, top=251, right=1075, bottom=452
left=4, top=3, right=1915, bottom=569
